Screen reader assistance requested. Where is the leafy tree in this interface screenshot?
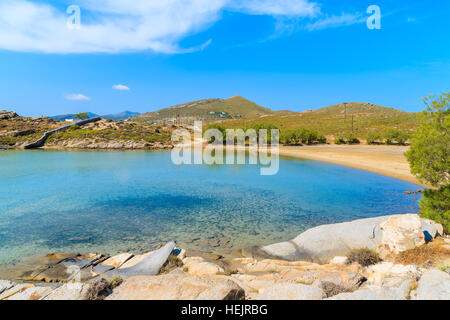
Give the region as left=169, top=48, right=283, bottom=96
left=419, top=185, right=450, bottom=233
left=405, top=93, right=449, bottom=232
left=383, top=129, right=409, bottom=145
left=334, top=132, right=360, bottom=144
left=205, top=123, right=226, bottom=143
left=280, top=128, right=326, bottom=145
left=366, top=131, right=382, bottom=145
left=405, top=93, right=449, bottom=186
left=74, top=112, right=90, bottom=120
left=251, top=123, right=278, bottom=144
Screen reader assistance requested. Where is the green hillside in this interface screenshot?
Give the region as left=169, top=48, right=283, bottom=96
left=220, top=102, right=419, bottom=137
left=132, top=95, right=273, bottom=123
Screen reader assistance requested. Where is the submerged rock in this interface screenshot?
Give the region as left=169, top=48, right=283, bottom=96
left=17, top=253, right=105, bottom=283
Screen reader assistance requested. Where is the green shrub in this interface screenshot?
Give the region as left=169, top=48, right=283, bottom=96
left=344, top=132, right=360, bottom=144
left=366, top=131, right=382, bottom=145
left=281, top=128, right=326, bottom=145
left=346, top=248, right=382, bottom=267
left=420, top=185, right=450, bottom=234
left=334, top=132, right=360, bottom=144
left=317, top=134, right=327, bottom=144
left=205, top=123, right=226, bottom=143
left=158, top=254, right=184, bottom=274
left=383, top=129, right=409, bottom=145
left=334, top=134, right=345, bottom=145
left=110, top=275, right=123, bottom=288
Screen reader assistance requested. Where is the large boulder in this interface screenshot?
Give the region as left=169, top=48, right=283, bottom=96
left=365, top=262, right=420, bottom=284
left=256, top=214, right=439, bottom=263
left=100, top=253, right=134, bottom=269
left=7, top=286, right=53, bottom=300
left=416, top=269, right=450, bottom=300
left=327, top=279, right=413, bottom=300
left=0, top=280, right=14, bottom=295
left=106, top=274, right=245, bottom=300
left=0, top=283, right=35, bottom=300
left=182, top=257, right=225, bottom=276
left=377, top=215, right=425, bottom=257
left=43, top=282, right=89, bottom=300
left=106, top=242, right=175, bottom=278
left=253, top=282, right=323, bottom=300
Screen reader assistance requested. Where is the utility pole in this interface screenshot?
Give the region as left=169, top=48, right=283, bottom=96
left=352, top=114, right=354, bottom=133
left=344, top=103, right=347, bottom=121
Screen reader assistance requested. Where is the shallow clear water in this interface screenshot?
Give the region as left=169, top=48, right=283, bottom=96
left=0, top=150, right=420, bottom=265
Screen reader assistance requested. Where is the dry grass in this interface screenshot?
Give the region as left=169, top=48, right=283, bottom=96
left=158, top=254, right=184, bottom=274
left=346, top=248, right=382, bottom=267
left=395, top=238, right=450, bottom=266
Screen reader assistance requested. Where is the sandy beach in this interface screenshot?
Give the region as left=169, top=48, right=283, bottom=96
left=278, top=144, right=427, bottom=187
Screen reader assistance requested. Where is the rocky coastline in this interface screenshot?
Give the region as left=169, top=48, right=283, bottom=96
left=1, top=214, right=449, bottom=300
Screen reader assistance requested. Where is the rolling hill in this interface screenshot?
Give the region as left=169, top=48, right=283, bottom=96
left=131, top=95, right=273, bottom=123
left=220, top=102, right=419, bottom=136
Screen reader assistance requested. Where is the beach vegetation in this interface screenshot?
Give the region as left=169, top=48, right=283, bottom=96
left=346, top=248, right=382, bottom=267
left=365, top=131, right=383, bottom=144
left=280, top=128, right=326, bottom=145
left=383, top=128, right=409, bottom=145
left=406, top=93, right=449, bottom=232
left=396, top=237, right=449, bottom=265
left=158, top=253, right=184, bottom=274
left=110, top=275, right=123, bottom=288
left=334, top=132, right=360, bottom=145
left=74, top=112, right=90, bottom=120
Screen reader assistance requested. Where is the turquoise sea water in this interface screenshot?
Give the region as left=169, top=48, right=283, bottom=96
left=0, top=150, right=421, bottom=265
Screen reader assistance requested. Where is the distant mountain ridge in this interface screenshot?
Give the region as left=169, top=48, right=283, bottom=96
left=49, top=111, right=140, bottom=122
left=132, top=95, right=273, bottom=123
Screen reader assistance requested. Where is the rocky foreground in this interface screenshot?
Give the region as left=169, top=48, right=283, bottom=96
left=0, top=214, right=449, bottom=300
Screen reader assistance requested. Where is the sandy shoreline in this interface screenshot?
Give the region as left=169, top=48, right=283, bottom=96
left=277, top=144, right=427, bottom=187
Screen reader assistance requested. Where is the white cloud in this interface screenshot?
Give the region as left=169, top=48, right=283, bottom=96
left=65, top=94, right=91, bottom=101
left=227, top=0, right=319, bottom=17
left=112, top=84, right=130, bottom=91
left=0, top=0, right=319, bottom=54
left=305, top=12, right=365, bottom=31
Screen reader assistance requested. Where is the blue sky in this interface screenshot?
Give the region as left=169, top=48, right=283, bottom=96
left=0, top=0, right=449, bottom=117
